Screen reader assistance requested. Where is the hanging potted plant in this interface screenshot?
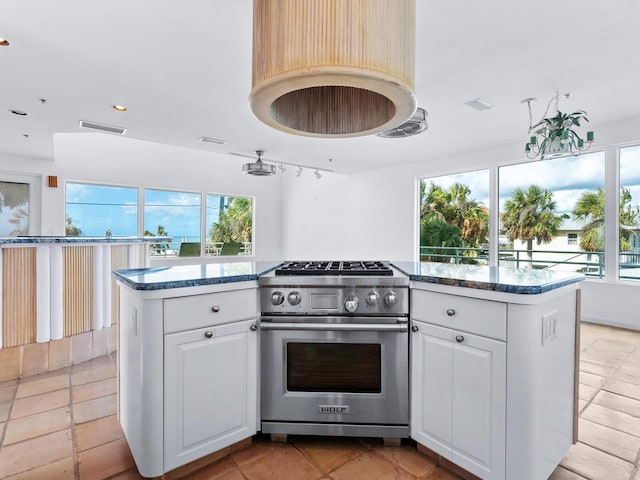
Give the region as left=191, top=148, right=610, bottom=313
left=523, top=93, right=594, bottom=160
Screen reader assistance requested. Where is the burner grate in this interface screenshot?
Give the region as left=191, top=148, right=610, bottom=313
left=275, top=261, right=393, bottom=276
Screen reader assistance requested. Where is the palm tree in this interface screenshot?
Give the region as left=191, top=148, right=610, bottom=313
left=0, top=182, right=29, bottom=213
left=144, top=225, right=169, bottom=255
left=420, top=217, right=463, bottom=261
left=65, top=215, right=83, bottom=236
left=210, top=197, right=252, bottom=243
left=420, top=182, right=489, bottom=249
left=502, top=185, right=565, bottom=266
left=8, top=204, right=28, bottom=236
left=573, top=187, right=639, bottom=251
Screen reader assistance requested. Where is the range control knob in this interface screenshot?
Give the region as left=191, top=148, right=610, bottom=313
left=287, top=291, right=302, bottom=306
left=271, top=291, right=285, bottom=306
left=366, top=292, right=380, bottom=306
left=384, top=292, right=398, bottom=307
left=345, top=296, right=359, bottom=313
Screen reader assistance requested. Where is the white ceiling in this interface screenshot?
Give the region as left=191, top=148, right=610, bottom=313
left=1, top=1, right=639, bottom=174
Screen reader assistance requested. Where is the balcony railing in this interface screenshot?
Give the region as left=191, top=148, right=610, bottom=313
left=149, top=241, right=252, bottom=257
left=419, top=246, right=640, bottom=280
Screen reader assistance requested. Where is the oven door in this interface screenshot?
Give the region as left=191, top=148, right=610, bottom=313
left=260, top=316, right=409, bottom=427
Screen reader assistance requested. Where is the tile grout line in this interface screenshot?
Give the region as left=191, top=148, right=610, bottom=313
left=67, top=368, right=80, bottom=480
left=576, top=343, right=640, bottom=473
left=0, top=380, right=18, bottom=450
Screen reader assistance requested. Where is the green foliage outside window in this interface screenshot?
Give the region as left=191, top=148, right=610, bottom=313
left=209, top=197, right=252, bottom=244
left=420, top=181, right=488, bottom=262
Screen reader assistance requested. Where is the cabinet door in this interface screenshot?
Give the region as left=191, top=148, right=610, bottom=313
left=451, top=330, right=506, bottom=480
left=164, top=319, right=257, bottom=471
left=410, top=321, right=454, bottom=456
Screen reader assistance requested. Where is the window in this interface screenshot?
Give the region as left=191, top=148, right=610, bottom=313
left=65, top=183, right=138, bottom=236
left=0, top=181, right=30, bottom=236
left=144, top=189, right=201, bottom=257
left=63, top=182, right=254, bottom=259
left=419, top=170, right=490, bottom=264
left=619, top=146, right=640, bottom=280
left=498, top=152, right=605, bottom=273
left=205, top=195, right=253, bottom=256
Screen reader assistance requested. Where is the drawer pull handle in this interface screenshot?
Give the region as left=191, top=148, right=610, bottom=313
left=455, top=335, right=464, bottom=343
left=250, top=324, right=258, bottom=331
left=211, top=306, right=220, bottom=313
left=204, top=331, right=213, bottom=338
left=411, top=325, right=419, bottom=333
left=446, top=308, right=456, bottom=316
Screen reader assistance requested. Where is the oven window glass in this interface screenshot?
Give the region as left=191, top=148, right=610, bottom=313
left=287, top=343, right=381, bottom=393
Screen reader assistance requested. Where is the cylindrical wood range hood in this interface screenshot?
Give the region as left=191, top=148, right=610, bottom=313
left=250, top=0, right=417, bottom=138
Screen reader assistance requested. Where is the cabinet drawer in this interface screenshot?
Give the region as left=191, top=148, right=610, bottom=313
left=164, top=289, right=258, bottom=333
left=411, top=290, right=506, bottom=341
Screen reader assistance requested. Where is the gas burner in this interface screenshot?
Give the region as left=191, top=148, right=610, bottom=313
left=275, top=260, right=394, bottom=276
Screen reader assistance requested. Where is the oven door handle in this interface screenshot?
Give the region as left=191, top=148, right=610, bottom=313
left=259, top=322, right=408, bottom=333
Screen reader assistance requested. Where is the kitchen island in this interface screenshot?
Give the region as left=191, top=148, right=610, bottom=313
left=114, top=261, right=583, bottom=479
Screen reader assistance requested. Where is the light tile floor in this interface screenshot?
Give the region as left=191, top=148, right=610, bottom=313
left=0, top=323, right=638, bottom=479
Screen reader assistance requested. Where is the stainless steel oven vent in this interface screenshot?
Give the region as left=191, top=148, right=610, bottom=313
left=78, top=120, right=126, bottom=135
left=375, top=107, right=428, bottom=138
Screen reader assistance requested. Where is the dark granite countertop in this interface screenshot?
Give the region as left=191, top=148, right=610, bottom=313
left=113, top=262, right=282, bottom=290
left=392, top=261, right=585, bottom=294
left=113, top=260, right=584, bottom=294
left=0, top=236, right=171, bottom=244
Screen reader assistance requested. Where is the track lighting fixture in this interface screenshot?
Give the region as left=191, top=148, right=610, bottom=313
left=230, top=151, right=332, bottom=179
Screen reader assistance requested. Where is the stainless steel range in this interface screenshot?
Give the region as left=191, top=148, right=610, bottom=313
left=258, top=261, right=410, bottom=440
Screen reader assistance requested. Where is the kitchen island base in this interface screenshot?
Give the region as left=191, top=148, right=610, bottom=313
left=411, top=282, right=579, bottom=480
left=117, top=279, right=260, bottom=478
left=115, top=261, right=583, bottom=479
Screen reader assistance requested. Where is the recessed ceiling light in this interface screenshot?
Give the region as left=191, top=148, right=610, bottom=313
left=0, top=37, right=9, bottom=46
left=199, top=136, right=226, bottom=145
left=112, top=104, right=127, bottom=112
left=9, top=109, right=27, bottom=116
left=463, top=98, right=493, bottom=111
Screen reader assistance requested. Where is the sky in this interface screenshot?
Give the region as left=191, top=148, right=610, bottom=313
left=64, top=184, right=236, bottom=245
left=422, top=147, right=640, bottom=218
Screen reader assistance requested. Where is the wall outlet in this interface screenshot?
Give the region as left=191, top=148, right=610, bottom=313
left=541, top=310, right=558, bottom=346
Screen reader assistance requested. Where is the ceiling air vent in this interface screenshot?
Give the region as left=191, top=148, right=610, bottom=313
left=78, top=120, right=126, bottom=135
left=375, top=108, right=428, bottom=138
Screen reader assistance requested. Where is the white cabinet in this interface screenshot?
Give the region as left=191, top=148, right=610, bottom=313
left=164, top=319, right=257, bottom=472
left=410, top=285, right=578, bottom=480
left=118, top=282, right=259, bottom=478
left=411, top=320, right=506, bottom=480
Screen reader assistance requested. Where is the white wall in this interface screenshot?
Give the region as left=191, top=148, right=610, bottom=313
left=580, top=280, right=639, bottom=328
left=0, top=132, right=283, bottom=261
left=280, top=168, right=417, bottom=260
